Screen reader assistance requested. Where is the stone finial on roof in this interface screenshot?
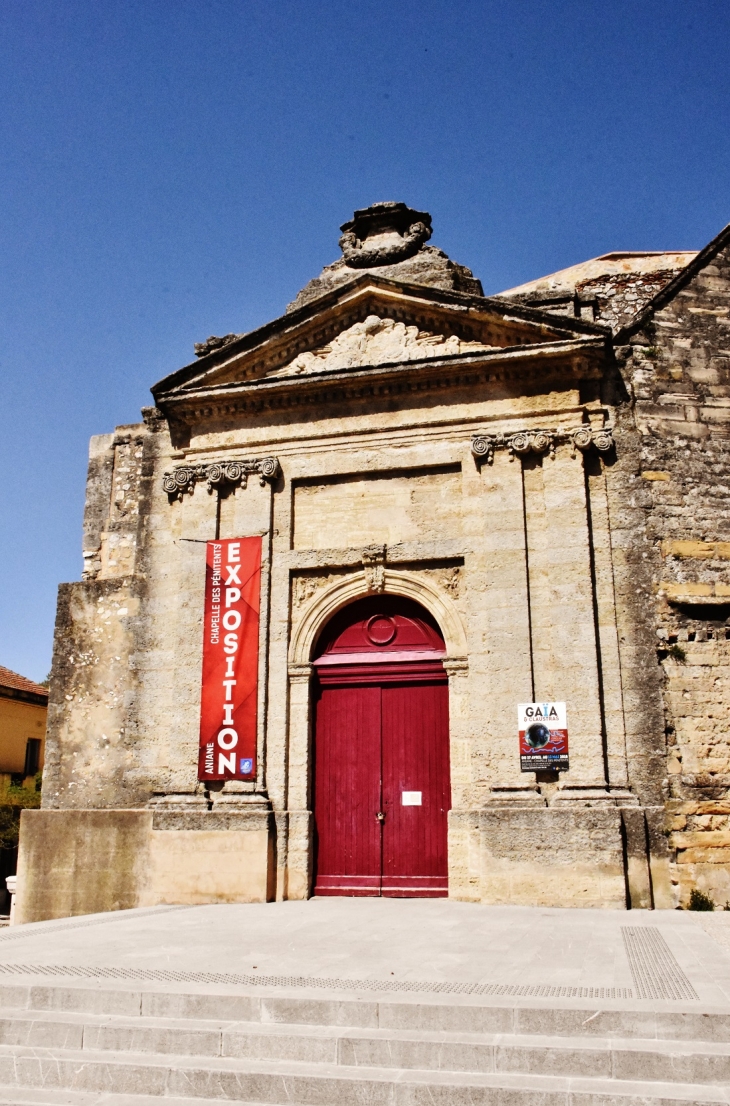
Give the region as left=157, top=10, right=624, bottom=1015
left=286, top=202, right=482, bottom=312
left=194, top=333, right=243, bottom=359
left=338, top=202, right=433, bottom=269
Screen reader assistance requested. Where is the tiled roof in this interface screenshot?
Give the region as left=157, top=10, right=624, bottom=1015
left=0, top=665, right=48, bottom=700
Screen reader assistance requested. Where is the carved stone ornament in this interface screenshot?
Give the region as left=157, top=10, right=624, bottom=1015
left=441, top=566, right=461, bottom=595
left=471, top=426, right=614, bottom=464
left=338, top=202, right=433, bottom=268
left=293, top=575, right=326, bottom=608
left=163, top=457, right=281, bottom=500
left=570, top=427, right=594, bottom=453
left=274, top=314, right=493, bottom=378
left=589, top=428, right=614, bottom=453
left=193, top=333, right=243, bottom=358
left=361, top=544, right=387, bottom=593
left=507, top=430, right=555, bottom=459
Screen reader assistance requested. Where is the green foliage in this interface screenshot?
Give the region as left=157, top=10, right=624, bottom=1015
left=0, top=808, right=21, bottom=852
left=643, top=347, right=660, bottom=360
left=688, top=888, right=715, bottom=911
left=668, top=644, right=686, bottom=662
left=0, top=775, right=43, bottom=853
left=0, top=773, right=42, bottom=809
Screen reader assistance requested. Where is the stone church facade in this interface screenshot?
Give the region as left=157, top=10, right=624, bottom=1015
left=16, top=202, right=730, bottom=920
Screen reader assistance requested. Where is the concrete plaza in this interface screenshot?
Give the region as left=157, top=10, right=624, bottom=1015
left=0, top=898, right=729, bottom=1007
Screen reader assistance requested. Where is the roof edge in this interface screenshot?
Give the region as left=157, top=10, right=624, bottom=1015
left=0, top=684, right=48, bottom=707
left=615, top=221, right=730, bottom=342
left=152, top=275, right=609, bottom=401
left=155, top=337, right=607, bottom=416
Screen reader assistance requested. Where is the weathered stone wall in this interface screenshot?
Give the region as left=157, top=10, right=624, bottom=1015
left=41, top=226, right=730, bottom=913
left=579, top=270, right=683, bottom=332
left=42, top=354, right=640, bottom=910
left=16, top=809, right=273, bottom=922
left=479, top=808, right=626, bottom=908
left=43, top=413, right=162, bottom=810
left=617, top=237, right=730, bottom=907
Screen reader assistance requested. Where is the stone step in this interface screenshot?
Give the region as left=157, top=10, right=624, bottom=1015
left=0, top=1092, right=291, bottom=1106
left=0, top=1007, right=729, bottom=1085
left=2, top=982, right=729, bottom=1041
left=0, top=1044, right=725, bottom=1104
left=0, top=1090, right=273, bottom=1106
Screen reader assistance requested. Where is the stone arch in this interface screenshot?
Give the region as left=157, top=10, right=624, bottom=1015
left=288, top=568, right=468, bottom=667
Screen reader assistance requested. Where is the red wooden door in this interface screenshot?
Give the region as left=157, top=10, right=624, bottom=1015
left=381, top=682, right=450, bottom=896
left=312, top=597, right=450, bottom=898
left=312, top=684, right=382, bottom=895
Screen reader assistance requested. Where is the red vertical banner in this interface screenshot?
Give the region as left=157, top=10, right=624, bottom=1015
left=198, top=536, right=262, bottom=781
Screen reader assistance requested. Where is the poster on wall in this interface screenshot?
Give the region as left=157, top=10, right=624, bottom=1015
left=198, top=536, right=262, bottom=781
left=518, top=702, right=569, bottom=772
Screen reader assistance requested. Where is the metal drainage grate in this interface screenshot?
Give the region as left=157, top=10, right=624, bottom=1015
left=0, top=961, right=633, bottom=1000
left=621, top=927, right=698, bottom=1001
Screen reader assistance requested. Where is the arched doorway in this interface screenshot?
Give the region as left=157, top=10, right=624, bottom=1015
left=312, top=596, right=450, bottom=897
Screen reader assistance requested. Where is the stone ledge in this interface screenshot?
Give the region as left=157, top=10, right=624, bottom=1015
left=151, top=811, right=272, bottom=831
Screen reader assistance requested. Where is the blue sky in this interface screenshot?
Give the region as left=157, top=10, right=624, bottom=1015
left=1, top=0, right=729, bottom=681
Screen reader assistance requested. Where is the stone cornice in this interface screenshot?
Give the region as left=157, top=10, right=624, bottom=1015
left=162, top=457, right=281, bottom=499
left=471, top=424, right=614, bottom=462
left=156, top=339, right=606, bottom=426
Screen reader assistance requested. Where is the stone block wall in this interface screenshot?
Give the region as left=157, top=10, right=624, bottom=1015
left=16, top=809, right=274, bottom=922
left=478, top=808, right=627, bottom=908
left=37, top=229, right=730, bottom=914
left=664, top=639, right=730, bottom=907
left=43, top=412, right=163, bottom=810
left=617, top=236, right=730, bottom=907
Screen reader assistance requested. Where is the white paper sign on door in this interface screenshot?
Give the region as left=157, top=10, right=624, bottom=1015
left=402, top=791, right=422, bottom=805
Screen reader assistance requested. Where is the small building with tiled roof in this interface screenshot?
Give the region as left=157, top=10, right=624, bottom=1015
left=0, top=666, right=47, bottom=782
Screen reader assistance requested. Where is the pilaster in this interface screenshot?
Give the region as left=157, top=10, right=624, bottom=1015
left=529, top=445, right=607, bottom=789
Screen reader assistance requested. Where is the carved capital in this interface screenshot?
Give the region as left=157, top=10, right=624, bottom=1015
left=163, top=457, right=281, bottom=500
left=442, top=656, right=469, bottom=677
left=507, top=429, right=555, bottom=460
left=569, top=426, right=614, bottom=456
left=471, top=426, right=614, bottom=464
left=592, top=428, right=614, bottom=453
left=470, top=434, right=494, bottom=463
left=288, top=662, right=314, bottom=684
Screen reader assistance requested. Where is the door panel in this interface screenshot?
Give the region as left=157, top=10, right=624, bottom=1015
left=312, top=596, right=451, bottom=898
left=313, top=685, right=382, bottom=895
left=381, top=682, right=450, bottom=897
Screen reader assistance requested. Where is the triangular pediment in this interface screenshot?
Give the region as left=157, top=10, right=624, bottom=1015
left=265, top=313, right=496, bottom=379
left=152, top=275, right=606, bottom=402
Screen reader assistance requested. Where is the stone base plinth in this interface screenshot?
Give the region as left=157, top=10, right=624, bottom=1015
left=478, top=807, right=627, bottom=908
left=449, top=806, right=633, bottom=909
left=15, top=809, right=275, bottom=923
